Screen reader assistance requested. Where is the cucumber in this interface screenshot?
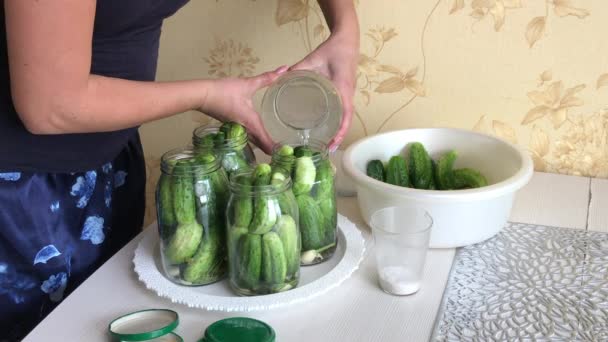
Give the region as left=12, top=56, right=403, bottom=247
left=172, top=160, right=197, bottom=224
left=262, top=232, right=288, bottom=285
left=294, top=145, right=314, bottom=158
left=271, top=171, right=291, bottom=215
left=198, top=133, right=216, bottom=148
left=436, top=150, right=458, bottom=190
left=209, top=171, right=228, bottom=218
left=164, top=221, right=203, bottom=264
left=233, top=177, right=253, bottom=227
left=278, top=145, right=294, bottom=157
left=182, top=229, right=224, bottom=284
left=292, top=157, right=316, bottom=195
left=214, top=131, right=226, bottom=146
left=271, top=170, right=286, bottom=186
left=157, top=173, right=176, bottom=237
left=453, top=168, right=488, bottom=189
left=193, top=153, right=226, bottom=231
left=408, top=142, right=433, bottom=189
left=429, top=159, right=438, bottom=190
left=366, top=160, right=385, bottom=182
left=296, top=194, right=324, bottom=251
left=385, top=156, right=409, bottom=187
left=314, top=159, right=334, bottom=201
left=219, top=122, right=231, bottom=136
left=223, top=122, right=246, bottom=140
left=228, top=226, right=248, bottom=252
left=252, top=163, right=272, bottom=186
left=271, top=145, right=295, bottom=176
left=236, top=233, right=262, bottom=289
left=275, top=215, right=300, bottom=276
left=249, top=164, right=277, bottom=234
left=248, top=196, right=277, bottom=235
left=318, top=197, right=337, bottom=245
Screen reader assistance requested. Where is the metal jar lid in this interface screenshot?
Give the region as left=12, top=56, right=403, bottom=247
left=261, top=70, right=342, bottom=145
left=108, top=309, right=182, bottom=341
left=200, top=317, right=276, bottom=342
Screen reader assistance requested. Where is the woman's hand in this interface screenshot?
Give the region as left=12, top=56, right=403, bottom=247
left=290, top=1, right=360, bottom=151
left=291, top=34, right=359, bottom=151
left=200, top=66, right=289, bottom=154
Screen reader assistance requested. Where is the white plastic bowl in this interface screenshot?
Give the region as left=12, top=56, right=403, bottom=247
left=342, top=128, right=533, bottom=248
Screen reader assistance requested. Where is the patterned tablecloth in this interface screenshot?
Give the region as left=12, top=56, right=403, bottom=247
left=432, top=223, right=608, bottom=341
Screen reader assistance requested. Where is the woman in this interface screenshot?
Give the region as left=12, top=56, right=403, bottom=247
left=0, top=0, right=359, bottom=339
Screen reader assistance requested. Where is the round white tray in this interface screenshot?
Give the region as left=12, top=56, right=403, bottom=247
left=133, top=214, right=366, bottom=312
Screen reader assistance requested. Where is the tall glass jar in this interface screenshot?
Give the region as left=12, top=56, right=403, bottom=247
left=192, top=123, right=256, bottom=177
left=226, top=165, right=301, bottom=296
left=156, top=147, right=229, bottom=286
left=270, top=139, right=337, bottom=266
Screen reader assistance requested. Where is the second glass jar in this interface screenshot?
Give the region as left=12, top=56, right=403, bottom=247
left=270, top=138, right=338, bottom=266
left=156, top=147, right=229, bottom=286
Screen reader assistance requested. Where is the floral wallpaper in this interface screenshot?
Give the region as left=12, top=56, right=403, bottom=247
left=139, top=0, right=608, bottom=227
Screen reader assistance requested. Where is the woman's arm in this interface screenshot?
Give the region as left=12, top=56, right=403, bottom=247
left=4, top=0, right=282, bottom=153
left=317, top=0, right=359, bottom=37
left=5, top=0, right=206, bottom=134
left=291, top=0, right=359, bottom=151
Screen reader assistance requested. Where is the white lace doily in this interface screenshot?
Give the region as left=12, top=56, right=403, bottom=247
left=133, top=214, right=366, bottom=312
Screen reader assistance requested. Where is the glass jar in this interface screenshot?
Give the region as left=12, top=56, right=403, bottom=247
left=192, top=123, right=256, bottom=177
left=156, top=147, right=229, bottom=286
left=270, top=138, right=337, bottom=266
left=260, top=70, right=342, bottom=144
left=226, top=167, right=301, bottom=296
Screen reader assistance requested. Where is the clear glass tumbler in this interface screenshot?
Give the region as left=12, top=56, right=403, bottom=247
left=370, top=207, right=433, bottom=295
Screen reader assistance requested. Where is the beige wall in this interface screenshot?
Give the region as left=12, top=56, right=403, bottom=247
left=140, top=0, right=608, bottom=226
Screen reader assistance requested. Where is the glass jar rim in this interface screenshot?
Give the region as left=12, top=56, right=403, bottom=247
left=160, top=146, right=221, bottom=176
left=192, top=124, right=249, bottom=151
left=271, top=138, right=329, bottom=164
left=228, top=169, right=292, bottom=196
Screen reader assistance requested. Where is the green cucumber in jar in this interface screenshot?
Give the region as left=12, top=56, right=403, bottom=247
left=233, top=176, right=253, bottom=228
left=297, top=194, right=324, bottom=251
left=172, top=160, right=197, bottom=224
left=223, top=122, right=247, bottom=140
left=248, top=164, right=277, bottom=235
left=314, top=159, right=334, bottom=200
left=262, top=232, right=288, bottom=285
left=236, top=233, right=262, bottom=289
left=318, top=196, right=337, bottom=245
left=271, top=145, right=295, bottom=176
left=182, top=229, right=224, bottom=283
left=157, top=178, right=176, bottom=238
left=228, top=226, right=248, bottom=251
left=271, top=171, right=292, bottom=215
left=294, top=145, right=314, bottom=158
left=164, top=221, right=203, bottom=264
left=292, top=156, right=316, bottom=196
left=275, top=215, right=299, bottom=276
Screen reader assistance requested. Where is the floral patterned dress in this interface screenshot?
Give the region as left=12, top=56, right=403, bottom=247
left=0, top=135, right=146, bottom=341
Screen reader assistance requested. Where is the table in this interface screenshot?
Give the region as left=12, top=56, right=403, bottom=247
left=23, top=172, right=604, bottom=342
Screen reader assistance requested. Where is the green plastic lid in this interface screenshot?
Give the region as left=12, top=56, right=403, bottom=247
left=109, top=309, right=181, bottom=342
left=200, top=317, right=276, bottom=342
